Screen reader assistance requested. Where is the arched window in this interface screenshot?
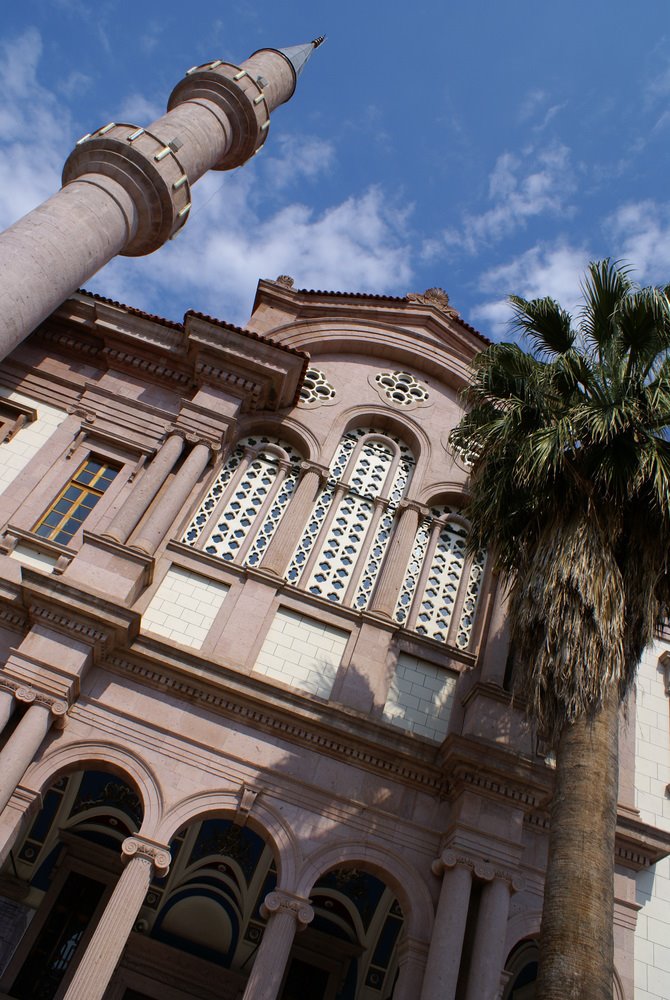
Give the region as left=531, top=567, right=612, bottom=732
left=286, top=428, right=415, bottom=608
left=393, top=505, right=486, bottom=649
left=182, top=435, right=303, bottom=567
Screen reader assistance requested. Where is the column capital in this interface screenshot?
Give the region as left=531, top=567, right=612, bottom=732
left=299, top=460, right=330, bottom=482
left=432, top=849, right=524, bottom=891
left=14, top=686, right=69, bottom=726
left=398, top=499, right=427, bottom=516
left=260, top=890, right=314, bottom=929
left=121, top=836, right=171, bottom=877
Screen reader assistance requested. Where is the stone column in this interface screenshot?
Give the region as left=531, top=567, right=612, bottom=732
left=63, top=837, right=171, bottom=1000
left=464, top=873, right=519, bottom=1000
left=258, top=463, right=325, bottom=577
left=0, top=687, right=15, bottom=735
left=242, top=890, right=314, bottom=1000
left=0, top=692, right=67, bottom=815
left=130, top=440, right=212, bottom=555
left=393, top=937, right=429, bottom=1000
left=419, top=852, right=473, bottom=1000
left=103, top=433, right=185, bottom=544
left=367, top=501, right=422, bottom=617
left=0, top=785, right=43, bottom=871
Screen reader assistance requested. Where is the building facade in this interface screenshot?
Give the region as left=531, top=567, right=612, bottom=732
left=0, top=279, right=667, bottom=1000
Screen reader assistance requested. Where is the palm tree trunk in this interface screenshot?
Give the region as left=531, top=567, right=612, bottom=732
left=536, top=694, right=619, bottom=1000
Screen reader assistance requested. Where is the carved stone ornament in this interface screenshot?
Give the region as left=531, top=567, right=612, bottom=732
left=235, top=783, right=260, bottom=827
left=260, top=890, right=314, bottom=929
left=433, top=849, right=525, bottom=892
left=275, top=275, right=295, bottom=288
left=122, top=837, right=171, bottom=877
left=406, top=287, right=460, bottom=317
left=14, top=686, right=68, bottom=724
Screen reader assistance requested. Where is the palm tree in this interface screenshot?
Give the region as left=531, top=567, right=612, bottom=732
left=449, top=260, right=670, bottom=999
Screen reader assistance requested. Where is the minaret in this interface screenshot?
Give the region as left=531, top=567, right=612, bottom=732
left=0, top=38, right=325, bottom=359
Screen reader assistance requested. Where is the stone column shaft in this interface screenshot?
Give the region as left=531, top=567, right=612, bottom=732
left=0, top=176, right=138, bottom=358
left=260, top=464, right=323, bottom=576
left=103, top=433, right=185, bottom=544
left=0, top=702, right=54, bottom=815
left=368, top=502, right=421, bottom=617
left=464, top=877, right=512, bottom=1000
left=63, top=838, right=170, bottom=1000
left=131, top=441, right=211, bottom=555
left=420, top=862, right=473, bottom=1000
left=242, top=891, right=314, bottom=1000
left=0, top=689, right=15, bottom=735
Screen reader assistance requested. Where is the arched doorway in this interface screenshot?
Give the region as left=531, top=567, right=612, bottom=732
left=281, top=866, right=404, bottom=1000
left=503, top=940, right=538, bottom=1000
left=0, top=767, right=144, bottom=999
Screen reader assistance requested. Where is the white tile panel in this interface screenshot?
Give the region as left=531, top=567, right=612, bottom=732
left=383, top=652, right=458, bottom=742
left=142, top=567, right=229, bottom=650
left=0, top=391, right=67, bottom=496
left=634, top=642, right=670, bottom=999
left=253, top=607, right=348, bottom=698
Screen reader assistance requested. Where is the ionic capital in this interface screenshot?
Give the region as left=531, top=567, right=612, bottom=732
left=432, top=849, right=524, bottom=891
left=122, top=836, right=171, bottom=877
left=260, top=890, right=314, bottom=929
left=15, top=686, right=69, bottom=725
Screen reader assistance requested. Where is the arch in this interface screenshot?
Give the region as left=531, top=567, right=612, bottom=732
left=418, top=482, right=471, bottom=508
left=294, top=841, right=435, bottom=944
left=504, top=910, right=542, bottom=958
left=322, top=404, right=429, bottom=477
left=260, top=318, right=474, bottom=394
left=155, top=790, right=300, bottom=889
left=236, top=414, right=319, bottom=463
left=23, top=738, right=163, bottom=838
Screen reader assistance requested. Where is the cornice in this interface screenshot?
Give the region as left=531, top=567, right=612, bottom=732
left=104, top=638, right=446, bottom=794
left=34, top=294, right=308, bottom=413
left=19, top=568, right=141, bottom=659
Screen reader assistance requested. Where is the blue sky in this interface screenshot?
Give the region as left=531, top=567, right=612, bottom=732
left=2, top=1, right=670, bottom=337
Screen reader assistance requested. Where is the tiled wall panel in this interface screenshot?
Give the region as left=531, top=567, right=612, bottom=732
left=383, top=652, right=457, bottom=742
left=0, top=391, right=67, bottom=496
left=254, top=607, right=348, bottom=698
left=634, top=642, right=670, bottom=1000
left=142, top=567, right=229, bottom=649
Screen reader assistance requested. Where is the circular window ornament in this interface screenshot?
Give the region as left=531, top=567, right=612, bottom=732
left=298, top=368, right=337, bottom=408
left=371, top=370, right=430, bottom=410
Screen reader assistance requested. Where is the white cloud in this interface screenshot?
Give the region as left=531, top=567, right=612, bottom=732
left=89, top=178, right=414, bottom=325
left=0, top=29, right=72, bottom=227
left=605, top=200, right=670, bottom=285
left=471, top=241, right=591, bottom=339
left=443, top=143, right=575, bottom=254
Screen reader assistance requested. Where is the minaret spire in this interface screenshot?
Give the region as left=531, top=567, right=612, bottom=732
left=0, top=38, right=324, bottom=358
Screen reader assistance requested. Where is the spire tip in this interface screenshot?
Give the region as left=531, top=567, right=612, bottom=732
left=312, top=36, right=326, bottom=48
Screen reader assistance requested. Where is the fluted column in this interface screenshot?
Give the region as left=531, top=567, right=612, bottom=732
left=0, top=691, right=67, bottom=815
left=465, top=873, right=520, bottom=1000
left=103, top=433, right=185, bottom=544
left=130, top=440, right=212, bottom=555
left=368, top=501, right=422, bottom=617
left=420, top=852, right=473, bottom=1000
left=242, top=890, right=314, bottom=1000
left=0, top=687, right=15, bottom=735
left=63, top=837, right=171, bottom=1000
left=260, top=462, right=325, bottom=576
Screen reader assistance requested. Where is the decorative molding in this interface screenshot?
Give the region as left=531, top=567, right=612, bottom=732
left=235, top=783, right=260, bottom=827
left=274, top=275, right=295, bottom=288
left=432, top=848, right=525, bottom=891
left=122, top=836, right=171, bottom=876
left=406, top=287, right=460, bottom=318
left=260, top=890, right=314, bottom=929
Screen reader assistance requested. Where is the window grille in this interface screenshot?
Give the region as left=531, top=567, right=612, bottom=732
left=288, top=428, right=415, bottom=607
left=394, top=506, right=486, bottom=648
left=182, top=436, right=302, bottom=566
left=33, top=459, right=119, bottom=545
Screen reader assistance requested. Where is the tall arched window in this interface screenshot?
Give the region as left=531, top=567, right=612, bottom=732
left=182, top=435, right=303, bottom=567
left=393, top=505, right=486, bottom=649
left=286, top=428, right=415, bottom=608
